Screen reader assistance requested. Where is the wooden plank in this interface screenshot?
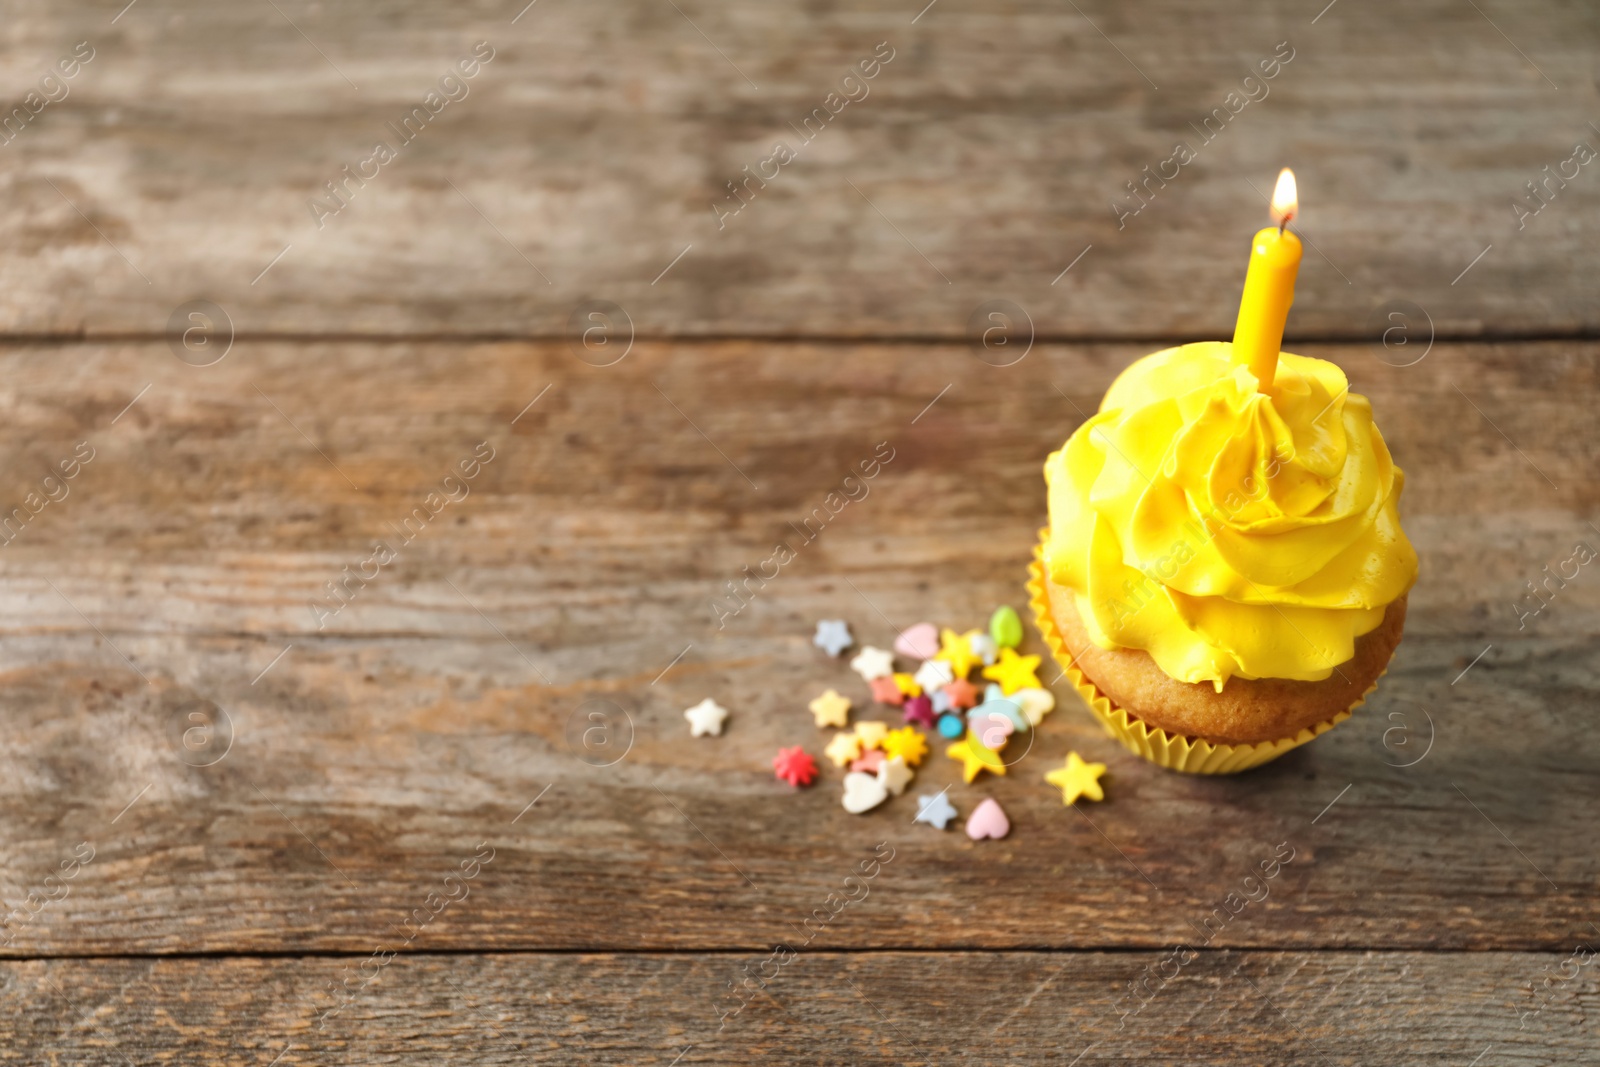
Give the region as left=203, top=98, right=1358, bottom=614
left=0, top=951, right=1593, bottom=1064
left=0, top=339, right=1593, bottom=955
left=0, top=2, right=1594, bottom=336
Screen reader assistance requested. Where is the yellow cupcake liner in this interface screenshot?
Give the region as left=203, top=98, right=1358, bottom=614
left=1027, top=532, right=1380, bottom=775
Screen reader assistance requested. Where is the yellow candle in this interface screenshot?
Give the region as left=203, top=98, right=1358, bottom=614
left=1231, top=168, right=1302, bottom=391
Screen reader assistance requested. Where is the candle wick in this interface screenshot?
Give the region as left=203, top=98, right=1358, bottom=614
left=1278, top=211, right=1294, bottom=235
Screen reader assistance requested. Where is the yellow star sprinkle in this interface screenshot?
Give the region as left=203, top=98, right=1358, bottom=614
left=891, top=672, right=922, bottom=698
left=946, top=732, right=1007, bottom=783
left=1045, top=751, right=1107, bottom=805
left=808, top=689, right=852, bottom=729
left=825, top=731, right=863, bottom=767
left=854, top=720, right=889, bottom=750
left=881, top=726, right=929, bottom=767
left=982, top=647, right=1042, bottom=695
left=933, top=628, right=979, bottom=678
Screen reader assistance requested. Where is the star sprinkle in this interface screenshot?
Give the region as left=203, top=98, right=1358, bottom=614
left=813, top=619, right=854, bottom=657
left=892, top=672, right=922, bottom=699
left=850, top=645, right=895, bottom=682
left=684, top=698, right=729, bottom=737
left=982, top=648, right=1042, bottom=695
left=967, top=631, right=998, bottom=666
left=933, top=628, right=980, bottom=678
left=930, top=688, right=952, bottom=715
left=947, top=732, right=1007, bottom=783
left=1045, top=751, right=1107, bottom=805
left=772, top=746, right=818, bottom=787
left=913, top=658, right=955, bottom=696
left=878, top=754, right=914, bottom=796
left=849, top=748, right=885, bottom=774
left=854, top=720, right=889, bottom=750
left=942, top=678, right=979, bottom=711
left=901, top=695, right=936, bottom=729
left=870, top=676, right=907, bottom=706
left=914, top=791, right=958, bottom=830
left=808, top=689, right=852, bottom=729
left=881, top=726, right=929, bottom=767
left=825, top=731, right=863, bottom=767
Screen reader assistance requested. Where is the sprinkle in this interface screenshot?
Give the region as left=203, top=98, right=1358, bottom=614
left=1010, top=687, right=1057, bottom=726
left=933, top=628, right=980, bottom=677
left=772, top=746, right=818, bottom=787
left=965, top=797, right=1010, bottom=840
left=849, top=645, right=895, bottom=681
left=942, top=678, right=980, bottom=710
left=902, top=695, right=936, bottom=729
left=881, top=726, right=929, bottom=767
left=854, top=720, right=889, bottom=750
left=937, top=713, right=965, bottom=739
left=1045, top=752, right=1107, bottom=805
left=892, top=672, right=922, bottom=698
left=825, top=731, right=864, bottom=767
left=808, top=689, right=852, bottom=729
left=947, top=733, right=1007, bottom=783
left=684, top=698, right=729, bottom=737
left=989, top=605, right=1024, bottom=649
left=893, top=622, right=939, bottom=660
left=842, top=770, right=889, bottom=814
left=877, top=754, right=914, bottom=796
left=869, top=676, right=907, bottom=706
left=849, top=748, right=886, bottom=774
left=981, top=648, right=1042, bottom=694
left=914, top=791, right=958, bottom=830
left=813, top=619, right=854, bottom=657
left=913, top=658, right=955, bottom=695
left=967, top=631, right=998, bottom=666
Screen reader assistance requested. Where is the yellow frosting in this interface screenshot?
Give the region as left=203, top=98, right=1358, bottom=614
left=1044, top=342, right=1417, bottom=691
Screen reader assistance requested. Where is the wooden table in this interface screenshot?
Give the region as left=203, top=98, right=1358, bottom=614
left=1, top=2, right=1596, bottom=1063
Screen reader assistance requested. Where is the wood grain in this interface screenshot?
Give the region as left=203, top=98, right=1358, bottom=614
left=1, top=951, right=1594, bottom=1064
left=0, top=1, right=1593, bottom=337
left=0, top=339, right=1592, bottom=956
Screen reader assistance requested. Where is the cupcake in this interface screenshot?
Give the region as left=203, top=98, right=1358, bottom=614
left=1030, top=340, right=1417, bottom=773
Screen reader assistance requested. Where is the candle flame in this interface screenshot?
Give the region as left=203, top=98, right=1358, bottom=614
left=1270, top=168, right=1298, bottom=227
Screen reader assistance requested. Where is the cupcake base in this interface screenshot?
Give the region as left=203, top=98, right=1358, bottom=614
left=1027, top=534, right=1389, bottom=775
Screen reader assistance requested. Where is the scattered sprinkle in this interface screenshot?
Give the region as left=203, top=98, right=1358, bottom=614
left=684, top=697, right=730, bottom=737
left=813, top=619, right=854, bottom=657
left=808, top=689, right=853, bottom=729
left=849, top=645, right=895, bottom=681
left=772, top=746, right=818, bottom=787
left=1045, top=752, right=1107, bottom=805
left=893, top=622, right=940, bottom=660
left=965, top=797, right=1010, bottom=840
left=914, top=791, right=959, bottom=830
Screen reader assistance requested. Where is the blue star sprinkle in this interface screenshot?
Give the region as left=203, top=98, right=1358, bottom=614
left=914, top=790, right=959, bottom=830
left=812, top=619, right=854, bottom=657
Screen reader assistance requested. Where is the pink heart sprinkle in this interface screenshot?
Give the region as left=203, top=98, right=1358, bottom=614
left=965, top=798, right=1010, bottom=841
left=893, top=623, right=939, bottom=661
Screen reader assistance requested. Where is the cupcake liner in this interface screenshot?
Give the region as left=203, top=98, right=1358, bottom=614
left=1027, top=531, right=1382, bottom=775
